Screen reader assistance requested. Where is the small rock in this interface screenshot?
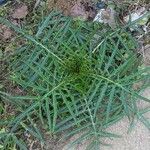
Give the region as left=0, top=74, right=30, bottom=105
left=12, top=5, right=28, bottom=19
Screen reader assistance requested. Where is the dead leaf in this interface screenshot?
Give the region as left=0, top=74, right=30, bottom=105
left=12, top=5, right=28, bottom=19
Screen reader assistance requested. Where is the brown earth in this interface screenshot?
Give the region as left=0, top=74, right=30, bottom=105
left=47, top=0, right=94, bottom=19
left=47, top=0, right=78, bottom=15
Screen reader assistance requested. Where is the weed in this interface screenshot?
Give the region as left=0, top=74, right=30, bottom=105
left=0, top=11, right=150, bottom=150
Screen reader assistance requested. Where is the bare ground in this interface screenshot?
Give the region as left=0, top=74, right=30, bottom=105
left=62, top=89, right=150, bottom=150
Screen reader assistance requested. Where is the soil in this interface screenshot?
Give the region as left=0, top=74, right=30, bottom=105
left=47, top=0, right=77, bottom=15
left=47, top=0, right=96, bottom=18
left=62, top=89, right=150, bottom=150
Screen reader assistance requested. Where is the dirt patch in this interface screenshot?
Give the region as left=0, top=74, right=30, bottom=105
left=12, top=4, right=28, bottom=19
left=47, top=0, right=95, bottom=18
left=0, top=24, right=13, bottom=40
left=47, top=0, right=79, bottom=15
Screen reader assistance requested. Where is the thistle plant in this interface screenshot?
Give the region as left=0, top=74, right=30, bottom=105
left=0, top=11, right=150, bottom=150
